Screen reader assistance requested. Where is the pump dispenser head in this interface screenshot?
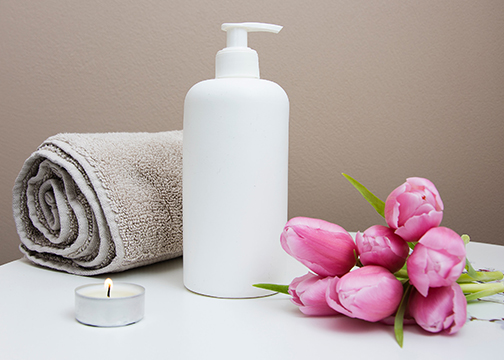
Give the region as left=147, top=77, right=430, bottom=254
left=215, top=22, right=283, bottom=79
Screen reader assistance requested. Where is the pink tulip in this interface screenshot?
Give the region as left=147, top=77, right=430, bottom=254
left=385, top=177, right=444, bottom=242
left=288, top=273, right=339, bottom=316
left=355, top=225, right=410, bottom=273
left=280, top=217, right=357, bottom=277
left=325, top=265, right=403, bottom=322
left=407, top=226, right=466, bottom=297
left=408, top=282, right=467, bottom=334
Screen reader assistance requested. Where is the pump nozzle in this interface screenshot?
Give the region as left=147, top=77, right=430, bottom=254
left=216, top=22, right=283, bottom=79
left=221, top=23, right=283, bottom=48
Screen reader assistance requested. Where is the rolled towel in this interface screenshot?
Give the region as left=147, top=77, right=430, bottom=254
left=12, top=131, right=183, bottom=275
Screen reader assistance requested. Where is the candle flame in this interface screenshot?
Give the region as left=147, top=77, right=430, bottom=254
left=104, top=278, right=113, bottom=291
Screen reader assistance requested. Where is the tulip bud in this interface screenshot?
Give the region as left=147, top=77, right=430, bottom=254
left=288, top=273, right=339, bottom=316
left=280, top=217, right=357, bottom=277
left=356, top=225, right=410, bottom=273
left=326, top=265, right=403, bottom=322
left=385, top=177, right=444, bottom=242
left=409, top=282, right=467, bottom=334
left=407, top=227, right=466, bottom=297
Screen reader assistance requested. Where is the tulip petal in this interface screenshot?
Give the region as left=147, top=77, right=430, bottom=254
left=406, top=244, right=430, bottom=297
left=409, top=286, right=452, bottom=333
left=406, top=177, right=444, bottom=211
left=280, top=217, right=356, bottom=277
left=288, top=273, right=339, bottom=316
left=448, top=283, right=467, bottom=334
left=394, top=210, right=443, bottom=242
left=407, top=227, right=466, bottom=297
left=356, top=225, right=409, bottom=273
left=396, top=192, right=424, bottom=227
left=409, top=283, right=466, bottom=334
left=385, top=183, right=408, bottom=229
left=326, top=276, right=353, bottom=317
left=384, top=177, right=444, bottom=241
left=326, top=266, right=403, bottom=322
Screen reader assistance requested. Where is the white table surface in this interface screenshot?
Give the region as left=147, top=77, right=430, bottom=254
left=1, top=241, right=503, bottom=360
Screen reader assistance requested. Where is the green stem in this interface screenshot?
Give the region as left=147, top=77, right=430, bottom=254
left=460, top=282, right=504, bottom=293
left=394, top=269, right=409, bottom=279
left=457, top=271, right=503, bottom=283
left=460, top=282, right=504, bottom=301
left=354, top=249, right=363, bottom=267
left=394, top=283, right=412, bottom=348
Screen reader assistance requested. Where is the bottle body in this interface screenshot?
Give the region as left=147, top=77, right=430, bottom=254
left=183, top=78, right=289, bottom=298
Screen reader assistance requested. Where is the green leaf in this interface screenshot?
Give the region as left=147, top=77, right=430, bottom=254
left=342, top=173, right=385, bottom=218
left=253, top=283, right=290, bottom=295
left=460, top=234, right=479, bottom=279
left=465, top=258, right=479, bottom=279
left=394, top=283, right=412, bottom=348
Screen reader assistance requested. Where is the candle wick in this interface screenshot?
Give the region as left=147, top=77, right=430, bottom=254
left=107, top=285, right=111, bottom=298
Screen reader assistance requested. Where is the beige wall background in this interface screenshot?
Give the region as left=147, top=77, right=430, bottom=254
left=1, top=0, right=503, bottom=265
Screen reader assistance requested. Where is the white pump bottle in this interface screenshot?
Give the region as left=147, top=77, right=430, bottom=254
left=183, top=23, right=291, bottom=298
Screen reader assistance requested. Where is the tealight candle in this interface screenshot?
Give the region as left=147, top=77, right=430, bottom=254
left=75, top=278, right=145, bottom=327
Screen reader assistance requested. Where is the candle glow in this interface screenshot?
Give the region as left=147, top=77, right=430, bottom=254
left=104, top=278, right=113, bottom=297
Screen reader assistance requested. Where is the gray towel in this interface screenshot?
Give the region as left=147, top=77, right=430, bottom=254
left=12, top=131, right=183, bottom=275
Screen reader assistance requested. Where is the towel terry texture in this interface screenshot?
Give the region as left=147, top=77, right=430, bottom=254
left=12, top=131, right=183, bottom=275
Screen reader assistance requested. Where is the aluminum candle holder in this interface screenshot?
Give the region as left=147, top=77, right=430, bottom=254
left=75, top=279, right=145, bottom=327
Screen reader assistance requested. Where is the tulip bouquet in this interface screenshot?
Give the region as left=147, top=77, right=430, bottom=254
left=255, top=175, right=504, bottom=347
